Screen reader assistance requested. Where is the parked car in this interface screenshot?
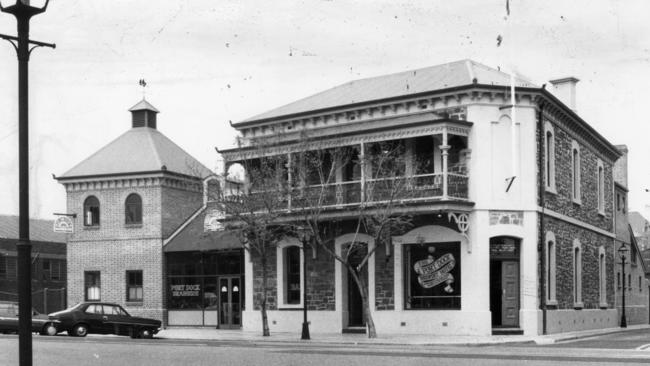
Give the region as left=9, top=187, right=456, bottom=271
left=48, top=302, right=161, bottom=338
left=0, top=301, right=59, bottom=336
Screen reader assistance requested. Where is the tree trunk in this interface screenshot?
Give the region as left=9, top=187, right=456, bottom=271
left=349, top=268, right=377, bottom=338
left=260, top=255, right=270, bottom=336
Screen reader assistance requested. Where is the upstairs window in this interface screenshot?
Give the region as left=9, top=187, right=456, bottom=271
left=597, top=160, right=605, bottom=214
left=571, top=141, right=581, bottom=203
left=544, top=122, right=556, bottom=192
left=83, top=196, right=100, bottom=227
left=125, top=193, right=143, bottom=225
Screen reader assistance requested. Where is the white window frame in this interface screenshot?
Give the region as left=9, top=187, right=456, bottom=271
left=597, top=159, right=605, bottom=215
left=543, top=121, right=556, bottom=193
left=573, top=239, right=583, bottom=308
left=546, top=232, right=557, bottom=305
left=571, top=140, right=581, bottom=204
left=276, top=238, right=304, bottom=309
left=598, top=246, right=607, bottom=308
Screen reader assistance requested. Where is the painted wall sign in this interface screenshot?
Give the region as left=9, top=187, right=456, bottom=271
left=489, top=210, right=524, bottom=226
left=170, top=284, right=201, bottom=297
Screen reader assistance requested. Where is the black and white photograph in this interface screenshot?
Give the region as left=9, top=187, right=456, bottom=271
left=1, top=0, right=650, bottom=365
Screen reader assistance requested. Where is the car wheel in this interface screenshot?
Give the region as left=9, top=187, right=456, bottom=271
left=72, top=324, right=88, bottom=337
left=139, top=328, right=154, bottom=339
left=41, top=323, right=58, bottom=336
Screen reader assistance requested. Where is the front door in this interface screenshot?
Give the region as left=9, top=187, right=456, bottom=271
left=218, top=276, right=241, bottom=329
left=347, top=271, right=364, bottom=327
left=501, top=261, right=520, bottom=327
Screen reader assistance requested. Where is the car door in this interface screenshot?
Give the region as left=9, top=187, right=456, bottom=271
left=102, top=305, right=127, bottom=335
left=83, top=304, right=109, bottom=334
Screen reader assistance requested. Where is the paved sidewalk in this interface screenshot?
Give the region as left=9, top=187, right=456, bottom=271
left=156, top=324, right=650, bottom=346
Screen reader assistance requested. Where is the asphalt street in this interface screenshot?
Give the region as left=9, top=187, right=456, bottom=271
left=1, top=329, right=650, bottom=366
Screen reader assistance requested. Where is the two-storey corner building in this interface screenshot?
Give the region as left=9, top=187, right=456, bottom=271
left=218, top=60, right=624, bottom=336
left=612, top=146, right=649, bottom=326
left=0, top=215, right=67, bottom=313
left=55, top=100, right=218, bottom=323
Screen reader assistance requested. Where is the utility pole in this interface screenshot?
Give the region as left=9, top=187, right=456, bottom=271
left=0, top=1, right=55, bottom=365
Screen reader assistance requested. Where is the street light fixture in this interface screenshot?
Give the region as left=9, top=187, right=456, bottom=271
left=618, top=243, right=629, bottom=328
left=295, top=227, right=312, bottom=340
left=0, top=1, right=54, bottom=365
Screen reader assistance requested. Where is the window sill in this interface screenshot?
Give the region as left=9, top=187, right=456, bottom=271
left=599, top=302, right=608, bottom=309
left=573, top=302, right=584, bottom=310
left=572, top=198, right=581, bottom=206
left=83, top=226, right=100, bottom=231
left=124, top=224, right=143, bottom=229
left=125, top=301, right=144, bottom=306
left=598, top=211, right=605, bottom=217
left=278, top=304, right=304, bottom=310
left=545, top=186, right=557, bottom=195
left=546, top=299, right=558, bottom=307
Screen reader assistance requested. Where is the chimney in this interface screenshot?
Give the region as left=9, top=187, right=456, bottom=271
left=613, top=144, right=628, bottom=189
left=128, top=99, right=160, bottom=129
left=549, top=77, right=579, bottom=112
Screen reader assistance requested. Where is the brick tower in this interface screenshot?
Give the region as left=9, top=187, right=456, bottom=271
left=55, top=100, right=212, bottom=321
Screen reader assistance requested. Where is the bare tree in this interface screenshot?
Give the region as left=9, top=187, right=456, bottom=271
left=215, top=143, right=291, bottom=337
left=289, top=137, right=416, bottom=338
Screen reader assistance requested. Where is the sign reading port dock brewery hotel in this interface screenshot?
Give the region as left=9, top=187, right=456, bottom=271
left=171, top=284, right=200, bottom=297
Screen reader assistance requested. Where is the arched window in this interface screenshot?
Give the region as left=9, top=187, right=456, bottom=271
left=544, top=122, right=556, bottom=192
left=276, top=239, right=304, bottom=308
left=546, top=232, right=557, bottom=304
left=571, top=141, right=581, bottom=203
left=598, top=246, right=607, bottom=307
left=125, top=193, right=142, bottom=225
left=573, top=239, right=583, bottom=307
left=597, top=159, right=605, bottom=214
left=83, top=196, right=100, bottom=226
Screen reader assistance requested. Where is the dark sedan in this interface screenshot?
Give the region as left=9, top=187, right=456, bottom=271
left=0, top=301, right=59, bottom=336
left=48, top=302, right=161, bottom=338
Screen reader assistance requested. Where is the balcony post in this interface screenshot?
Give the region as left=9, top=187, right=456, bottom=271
left=286, top=153, right=292, bottom=211
left=360, top=142, right=366, bottom=202
left=441, top=128, right=449, bottom=199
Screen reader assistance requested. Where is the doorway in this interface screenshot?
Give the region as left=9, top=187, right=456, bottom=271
left=489, top=237, right=520, bottom=328
left=218, top=276, right=241, bottom=329
left=346, top=245, right=367, bottom=328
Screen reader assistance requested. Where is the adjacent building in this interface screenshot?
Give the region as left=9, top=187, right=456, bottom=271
left=219, top=59, right=624, bottom=336
left=0, top=215, right=67, bottom=313
left=55, top=100, right=245, bottom=324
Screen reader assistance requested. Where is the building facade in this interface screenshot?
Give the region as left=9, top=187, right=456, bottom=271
left=0, top=215, right=67, bottom=313
left=219, top=60, right=623, bottom=336
left=56, top=100, right=226, bottom=323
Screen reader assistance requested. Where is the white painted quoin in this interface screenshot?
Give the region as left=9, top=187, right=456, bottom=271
left=224, top=60, right=623, bottom=336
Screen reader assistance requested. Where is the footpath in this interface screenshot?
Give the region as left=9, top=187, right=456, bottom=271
left=156, top=324, right=650, bottom=346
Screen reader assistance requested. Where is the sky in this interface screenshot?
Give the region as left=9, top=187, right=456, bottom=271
left=0, top=0, right=649, bottom=219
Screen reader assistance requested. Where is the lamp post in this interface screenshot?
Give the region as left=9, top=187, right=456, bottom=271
left=0, top=1, right=54, bottom=365
left=618, top=243, right=629, bottom=328
left=296, top=227, right=311, bottom=340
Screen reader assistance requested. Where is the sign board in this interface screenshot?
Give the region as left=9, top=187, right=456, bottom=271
left=204, top=209, right=225, bottom=232
left=53, top=216, right=74, bottom=233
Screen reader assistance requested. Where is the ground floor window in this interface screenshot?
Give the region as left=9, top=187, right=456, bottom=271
left=404, top=242, right=461, bottom=309
left=126, top=270, right=143, bottom=302
left=84, top=271, right=101, bottom=301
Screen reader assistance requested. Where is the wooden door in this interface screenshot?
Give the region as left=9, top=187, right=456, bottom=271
left=501, top=261, right=519, bottom=327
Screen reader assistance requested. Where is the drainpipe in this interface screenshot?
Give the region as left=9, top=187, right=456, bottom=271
left=538, top=100, right=547, bottom=335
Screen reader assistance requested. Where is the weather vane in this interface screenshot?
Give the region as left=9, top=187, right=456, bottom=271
left=139, top=79, right=147, bottom=99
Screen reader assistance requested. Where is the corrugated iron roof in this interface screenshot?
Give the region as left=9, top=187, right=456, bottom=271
left=58, top=127, right=212, bottom=179
left=164, top=206, right=242, bottom=252
left=240, top=59, right=537, bottom=123
left=0, top=215, right=67, bottom=243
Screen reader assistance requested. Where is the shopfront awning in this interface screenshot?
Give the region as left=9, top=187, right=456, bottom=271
left=164, top=210, right=242, bottom=252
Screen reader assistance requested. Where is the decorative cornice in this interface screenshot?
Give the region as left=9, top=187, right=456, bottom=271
left=62, top=174, right=202, bottom=193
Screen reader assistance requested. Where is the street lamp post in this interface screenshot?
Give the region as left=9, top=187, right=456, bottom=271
left=618, top=244, right=629, bottom=328
left=0, top=1, right=54, bottom=365
left=296, top=228, right=311, bottom=340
